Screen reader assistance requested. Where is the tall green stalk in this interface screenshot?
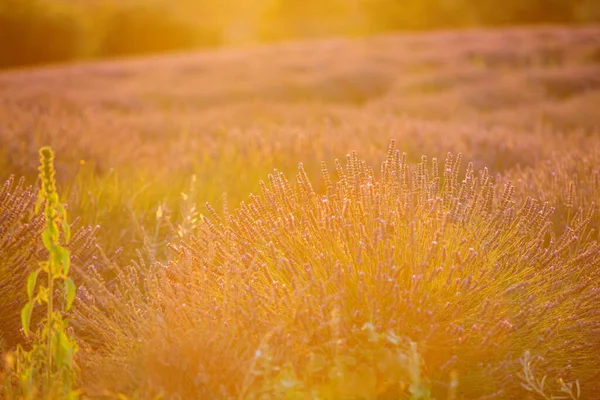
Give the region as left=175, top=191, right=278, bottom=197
left=8, top=147, right=79, bottom=399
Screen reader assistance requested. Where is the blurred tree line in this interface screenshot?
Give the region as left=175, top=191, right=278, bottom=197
left=0, top=0, right=599, bottom=69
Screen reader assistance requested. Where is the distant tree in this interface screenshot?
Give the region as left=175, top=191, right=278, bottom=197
left=476, top=0, right=576, bottom=25
left=259, top=0, right=365, bottom=40
left=97, top=2, right=221, bottom=58
left=571, top=0, right=600, bottom=23
left=361, top=0, right=578, bottom=32
left=0, top=0, right=85, bottom=68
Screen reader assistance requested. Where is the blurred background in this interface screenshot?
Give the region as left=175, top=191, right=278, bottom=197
left=1, top=0, right=599, bottom=69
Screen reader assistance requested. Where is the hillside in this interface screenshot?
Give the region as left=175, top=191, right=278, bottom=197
left=1, top=26, right=599, bottom=180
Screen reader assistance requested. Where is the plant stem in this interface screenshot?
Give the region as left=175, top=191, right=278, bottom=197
left=46, top=263, right=53, bottom=392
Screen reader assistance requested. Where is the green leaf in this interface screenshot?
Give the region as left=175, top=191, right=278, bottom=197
left=60, top=247, right=71, bottom=276
left=53, top=331, right=65, bottom=369
left=21, top=301, right=34, bottom=336
left=26, top=269, right=41, bottom=299
left=62, top=218, right=71, bottom=243
left=42, top=229, right=53, bottom=251
left=65, top=278, right=76, bottom=311
left=52, top=252, right=63, bottom=276
left=57, top=203, right=71, bottom=240
left=57, top=330, right=74, bottom=367
left=38, top=285, right=49, bottom=304
left=35, top=193, right=45, bottom=214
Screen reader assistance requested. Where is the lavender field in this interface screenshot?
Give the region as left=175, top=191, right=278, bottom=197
left=1, top=25, right=600, bottom=399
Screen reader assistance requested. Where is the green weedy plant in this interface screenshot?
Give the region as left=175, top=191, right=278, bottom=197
left=7, top=147, right=79, bottom=399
